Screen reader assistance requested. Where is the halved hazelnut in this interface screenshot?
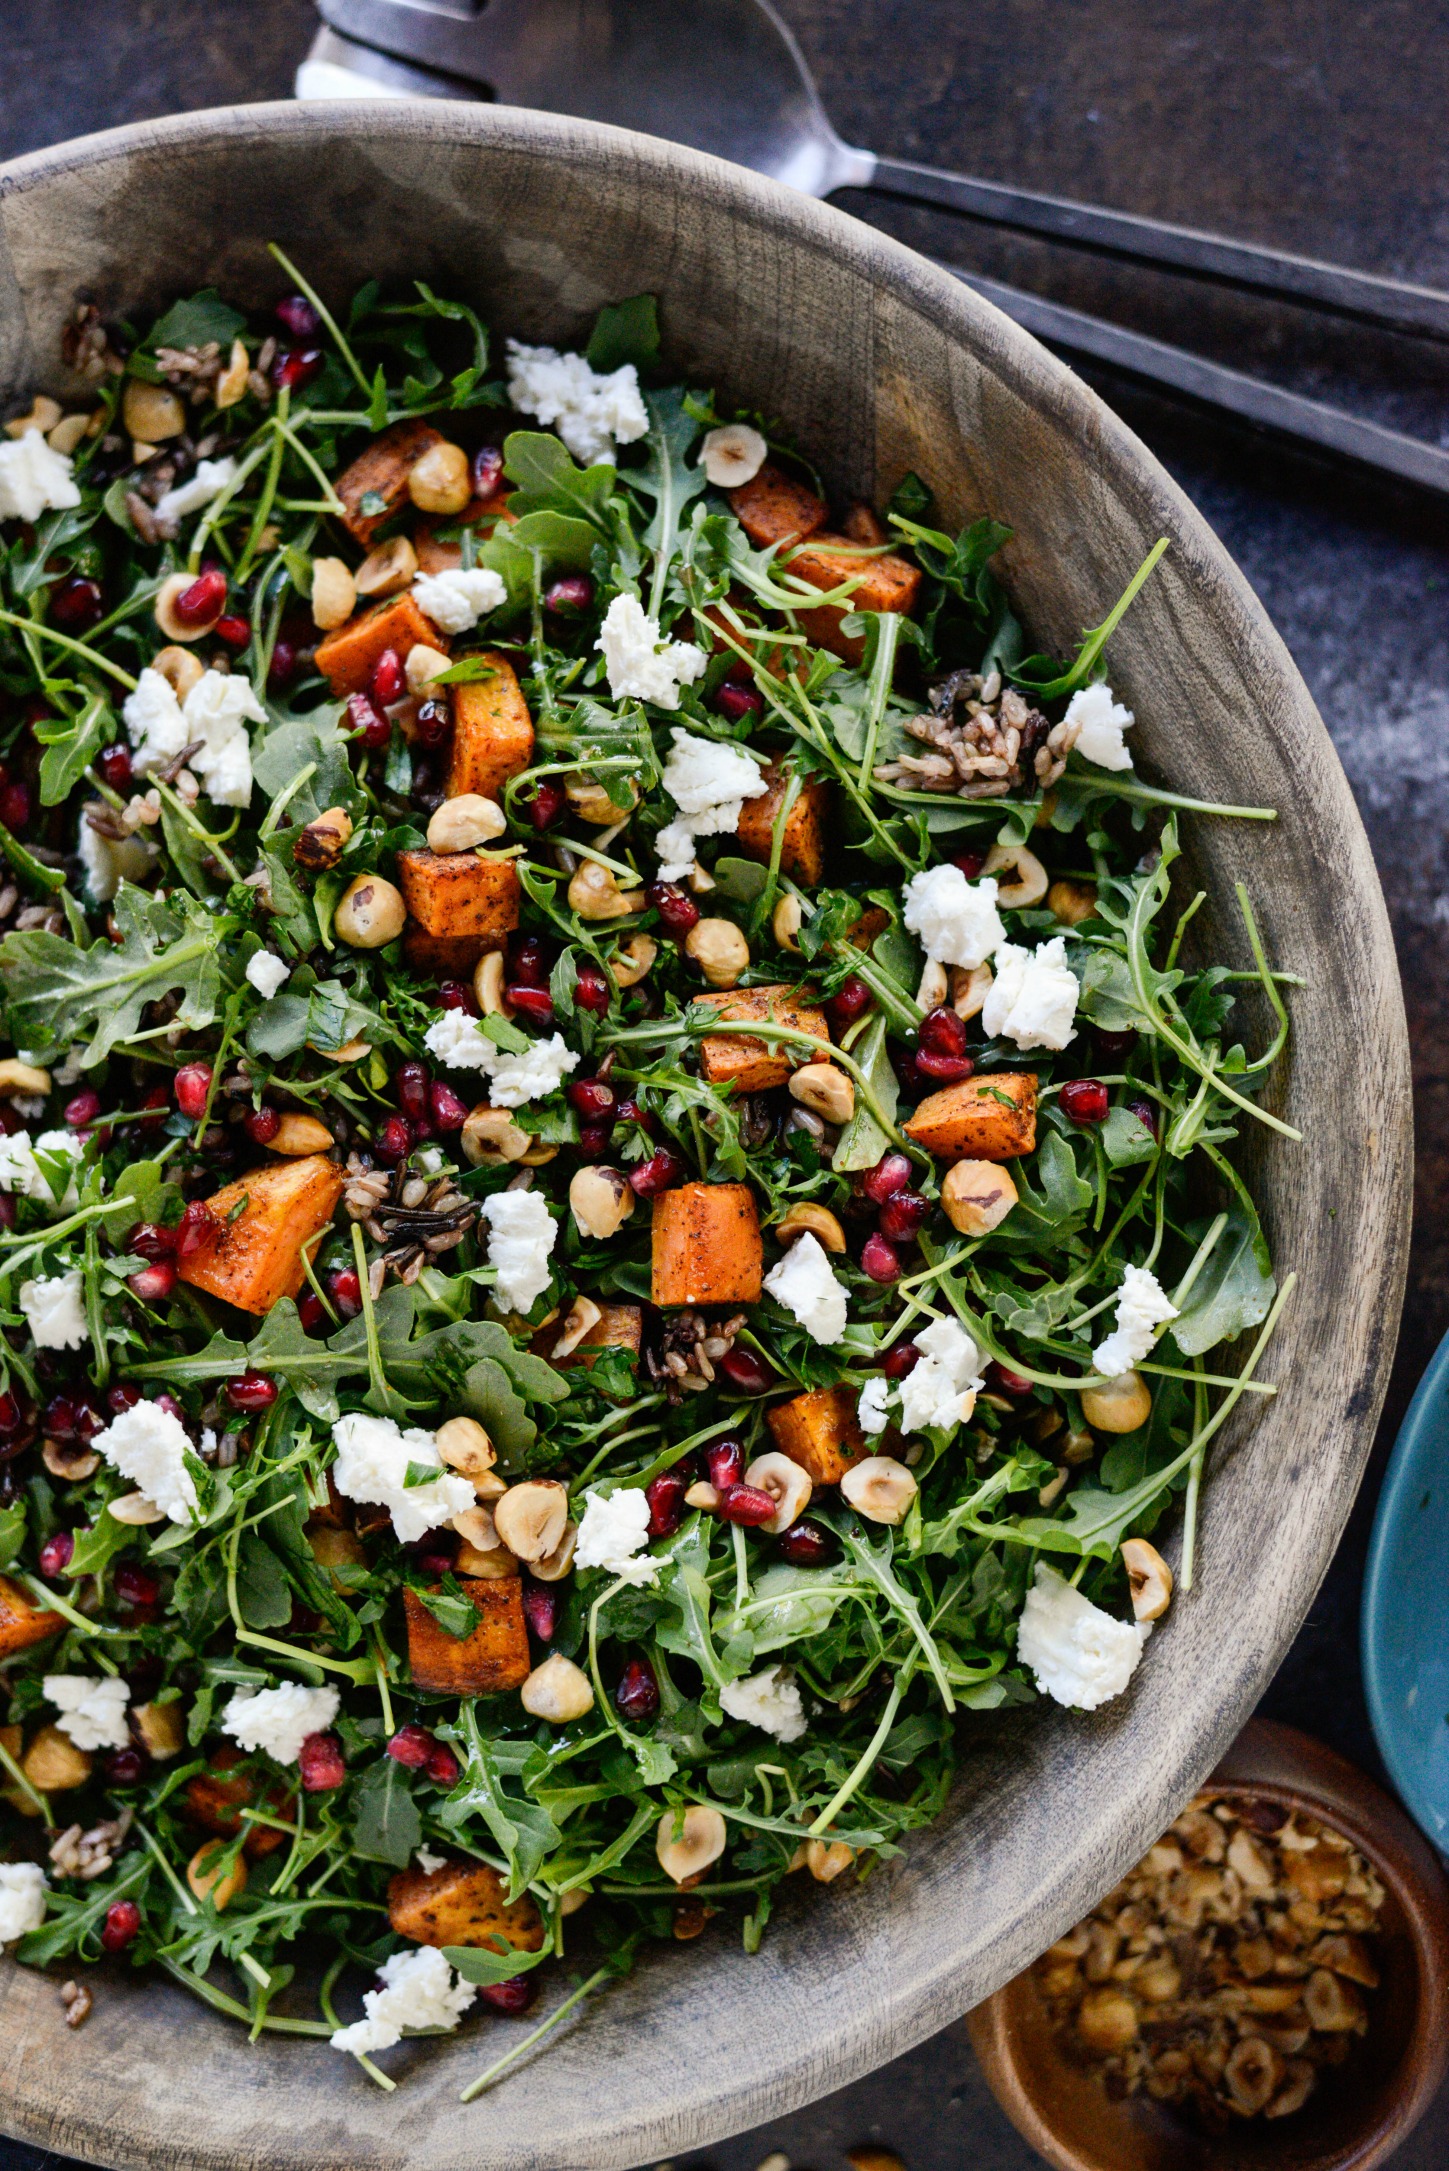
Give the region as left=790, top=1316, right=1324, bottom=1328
left=108, top=1491, right=166, bottom=1525
left=569, top=860, right=647, bottom=921
left=293, top=806, right=353, bottom=870
left=1223, top=2036, right=1282, bottom=2115
left=1120, top=1536, right=1173, bottom=1622
left=552, top=1295, right=603, bottom=1359
left=1048, top=877, right=1098, bottom=927
left=952, top=963, right=992, bottom=1019
left=656, top=1804, right=727, bottom=1884
left=916, top=958, right=949, bottom=1009
left=1081, top=1370, right=1152, bottom=1434
left=132, top=1700, right=186, bottom=1760
left=461, top=1103, right=530, bottom=1166
left=354, top=535, right=418, bottom=598
left=310, top=557, right=356, bottom=632
left=22, top=1724, right=92, bottom=1792
left=569, top=1163, right=635, bottom=1240
left=405, top=643, right=452, bottom=697
left=520, top=1653, right=594, bottom=1723
left=436, top=1415, right=496, bottom=1480
left=744, top=1451, right=812, bottom=1535
left=700, top=423, right=767, bottom=488
left=154, top=571, right=220, bottom=643
left=428, top=794, right=506, bottom=854
left=609, top=932, right=657, bottom=987
left=772, top=895, right=803, bottom=952
left=530, top=1521, right=579, bottom=1582
left=271, top=1113, right=335, bottom=1156
left=152, top=645, right=205, bottom=701
left=451, top=1504, right=501, bottom=1553
left=684, top=917, right=750, bottom=988
left=941, top=1158, right=1018, bottom=1236
left=840, top=1456, right=917, bottom=1526
left=984, top=841, right=1048, bottom=908
left=472, top=951, right=512, bottom=1018
left=804, top=1838, right=854, bottom=1883
left=776, top=1202, right=846, bottom=1253
left=493, top=1479, right=569, bottom=1563
left=788, top=1062, right=854, bottom=1125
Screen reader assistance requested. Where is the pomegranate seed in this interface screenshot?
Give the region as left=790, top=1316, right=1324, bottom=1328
left=882, top=1340, right=921, bottom=1380
left=612, top=1097, right=654, bottom=1135
left=414, top=697, right=451, bottom=749
left=1095, top=1027, right=1137, bottom=1060
left=646, top=882, right=701, bottom=937
left=567, top=1078, right=615, bottom=1120
left=479, top=1977, right=536, bottom=2015
left=1060, top=1078, right=1110, bottom=1127
left=45, top=1393, right=80, bottom=1440
left=509, top=936, right=550, bottom=986
left=614, top=1657, right=660, bottom=1722
left=104, top=1745, right=146, bottom=1787
left=136, top=1086, right=170, bottom=1127
left=438, top=979, right=478, bottom=1015
left=74, top=1398, right=105, bottom=1442
left=951, top=847, right=987, bottom=879
left=577, top=1121, right=613, bottom=1156
left=776, top=1518, right=836, bottom=1566
left=114, top=1562, right=160, bottom=1608
left=860, top=1232, right=902, bottom=1283
left=0, top=782, right=30, bottom=831
left=394, top=1061, right=431, bottom=1126
left=425, top=1744, right=460, bottom=1786
left=878, top=1190, right=929, bottom=1242
left=174, top=1063, right=212, bottom=1119
left=386, top=1725, right=435, bottom=1770
left=328, top=1268, right=363, bottom=1319
left=101, top=1899, right=142, bottom=1953
left=715, top=681, right=763, bottom=722
left=891, top=1044, right=923, bottom=1097
left=275, top=294, right=322, bottom=341
left=472, top=444, right=505, bottom=499
left=64, top=1089, right=101, bottom=1130
left=915, top=1048, right=975, bottom=1083
left=97, top=743, right=134, bottom=791
left=268, top=639, right=297, bottom=691
left=521, top=1581, right=558, bottom=1642
left=271, top=347, right=323, bottom=392
left=827, top=976, right=871, bottom=1029
left=718, top=1347, right=776, bottom=1394
left=574, top=962, right=609, bottom=1014
left=0, top=1392, right=22, bottom=1436
left=543, top=574, right=593, bottom=615
left=214, top=613, right=251, bottom=648
left=155, top=1393, right=185, bottom=1424
left=861, top=1151, right=911, bottom=1204
left=1129, top=1097, right=1159, bottom=1138
left=227, top=1371, right=278, bottom=1413
left=645, top=1470, right=687, bottom=1540
left=429, top=1080, right=468, bottom=1132
left=705, top=1438, right=744, bottom=1491
left=370, top=648, right=407, bottom=707
left=415, top=1540, right=455, bottom=1579
left=172, top=567, right=227, bottom=630
left=39, top=1532, right=74, bottom=1578
left=299, top=1731, right=346, bottom=1790
left=0, top=1193, right=16, bottom=1232
left=346, top=691, right=390, bottom=749
left=298, top=1289, right=326, bottom=1334
left=523, top=779, right=565, bottom=830
left=507, top=985, right=554, bottom=1026
left=49, top=575, right=104, bottom=631
left=718, top=1483, right=777, bottom=1527
left=628, top=1146, right=685, bottom=1198
left=244, top=1105, right=280, bottom=1146
left=375, top=1114, right=414, bottom=1163
left=130, top=1260, right=177, bottom=1303
left=175, top=1200, right=218, bottom=1260
left=107, top=1383, right=143, bottom=1414
left=984, top=1360, right=1033, bottom=1398
left=918, top=1006, right=968, bottom=1058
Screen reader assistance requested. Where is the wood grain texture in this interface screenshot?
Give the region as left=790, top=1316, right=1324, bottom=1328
left=0, top=100, right=1412, bottom=2171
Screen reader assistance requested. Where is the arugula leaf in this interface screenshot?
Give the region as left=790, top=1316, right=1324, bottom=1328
left=252, top=715, right=360, bottom=824
left=0, top=1499, right=25, bottom=1570
left=35, top=693, right=110, bottom=807
left=631, top=387, right=706, bottom=568
left=415, top=1579, right=481, bottom=1640
left=1008, top=538, right=1169, bottom=700
left=585, top=294, right=661, bottom=376
left=833, top=1014, right=900, bottom=1173
left=0, top=882, right=224, bottom=1064
left=1169, top=1204, right=1276, bottom=1356
left=445, top=1937, right=553, bottom=1986
left=1101, top=1103, right=1158, bottom=1167
left=438, top=1704, right=562, bottom=1897
left=236, top=1528, right=293, bottom=1629
left=352, top=1754, right=423, bottom=1868
left=144, top=290, right=247, bottom=354
left=503, top=432, right=617, bottom=531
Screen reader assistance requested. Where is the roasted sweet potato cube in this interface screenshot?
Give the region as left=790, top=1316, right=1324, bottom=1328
left=335, top=419, right=444, bottom=545
left=842, top=502, right=889, bottom=545
left=904, top=1072, right=1038, bottom=1160
left=444, top=655, right=536, bottom=803
left=787, top=534, right=924, bottom=663
left=694, top=984, right=830, bottom=1094
left=652, top=1182, right=763, bottom=1307
left=185, top=1747, right=288, bottom=1857
left=177, top=1154, right=344, bottom=1315
left=395, top=848, right=521, bottom=944
left=401, top=925, right=503, bottom=979
left=735, top=762, right=832, bottom=885
left=0, top=1572, right=62, bottom=1659
left=404, top=1577, right=531, bottom=1695
left=766, top=1386, right=870, bottom=1486
left=415, top=497, right=514, bottom=576
left=315, top=592, right=439, bottom=697
left=388, top=1859, right=545, bottom=1953
left=728, top=463, right=828, bottom=549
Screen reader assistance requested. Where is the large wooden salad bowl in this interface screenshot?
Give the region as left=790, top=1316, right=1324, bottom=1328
left=0, top=101, right=1410, bottom=2171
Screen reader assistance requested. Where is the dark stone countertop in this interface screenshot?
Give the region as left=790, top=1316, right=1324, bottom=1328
left=4, top=3, right=1449, bottom=2165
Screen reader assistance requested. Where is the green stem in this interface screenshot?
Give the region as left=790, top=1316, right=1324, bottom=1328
left=268, top=243, right=374, bottom=402
left=808, top=1669, right=907, bottom=1837
left=0, top=607, right=138, bottom=690
left=856, top=613, right=905, bottom=793
left=458, top=1967, right=615, bottom=2102
left=0, top=1731, right=52, bottom=1824
left=159, top=1957, right=335, bottom=2035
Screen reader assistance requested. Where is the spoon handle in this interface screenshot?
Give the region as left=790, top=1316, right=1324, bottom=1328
left=865, top=154, right=1449, bottom=344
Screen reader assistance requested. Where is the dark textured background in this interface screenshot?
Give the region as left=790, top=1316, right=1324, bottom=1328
left=3, top=3, right=1448, bottom=2165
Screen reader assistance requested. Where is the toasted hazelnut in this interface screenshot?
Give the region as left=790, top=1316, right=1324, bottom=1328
left=154, top=571, right=220, bottom=642
left=983, top=841, right=1049, bottom=908
left=566, top=774, right=638, bottom=825
left=436, top=1415, right=496, bottom=1480
left=1227, top=1825, right=1274, bottom=1888
left=108, top=1490, right=167, bottom=1525
left=42, top=1438, right=99, bottom=1482
left=1223, top=2036, right=1283, bottom=2115
left=472, top=950, right=511, bottom=1017
left=840, top=1456, right=918, bottom=1525
left=215, top=339, right=250, bottom=409
left=520, top=1653, right=594, bottom=1724
left=744, top=1451, right=812, bottom=1535
left=451, top=1504, right=501, bottom=1553
left=308, top=1526, right=368, bottom=1588
left=132, top=1700, right=186, bottom=1760
left=569, top=1163, right=635, bottom=1240
left=551, top=1295, right=603, bottom=1359
left=568, top=860, right=647, bottom=921
left=187, top=1841, right=247, bottom=1911
left=152, top=644, right=205, bottom=700
left=772, top=894, right=803, bottom=952
left=530, top=1521, right=579, bottom=1582
left=455, top=1540, right=520, bottom=1578
left=408, top=440, right=471, bottom=516
left=334, top=873, right=406, bottom=948
left=788, top=1062, right=854, bottom=1125
left=1303, top=1968, right=1366, bottom=2033
left=493, top=1479, right=569, bottom=1563
left=122, top=379, right=185, bottom=442
left=310, top=556, right=356, bottom=632
left=0, top=1058, right=51, bottom=1096
left=1076, top=1986, right=1139, bottom=2054
left=354, top=535, right=418, bottom=598
left=427, top=794, right=506, bottom=853
left=952, top=962, right=993, bottom=1020
left=917, top=958, right=949, bottom=1010
left=1081, top=1370, right=1152, bottom=1433
left=776, top=1202, right=846, bottom=1252
left=405, top=643, right=452, bottom=697
left=684, top=1479, right=721, bottom=1512
left=461, top=1103, right=530, bottom=1166
left=293, top=805, right=353, bottom=871
left=22, top=1724, right=92, bottom=1792
left=5, top=395, right=62, bottom=439
left=685, top=917, right=749, bottom=988
left=609, top=931, right=657, bottom=986
left=804, top=1838, right=854, bottom=1883
left=656, top=1804, right=727, bottom=1884
left=1048, top=878, right=1099, bottom=927
left=47, top=412, right=91, bottom=457
left=1121, top=1536, right=1173, bottom=1622
left=701, top=422, right=768, bottom=487
left=941, top=1158, right=1018, bottom=1236
left=270, top=1113, right=335, bottom=1156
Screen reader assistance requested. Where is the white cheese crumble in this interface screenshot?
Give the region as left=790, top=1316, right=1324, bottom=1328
left=505, top=340, right=649, bottom=466
left=93, top=1398, right=199, bottom=1525
left=413, top=566, right=507, bottom=634
left=153, top=455, right=237, bottom=526
left=981, top=937, right=1080, bottom=1051
left=718, top=1666, right=807, bottom=1743
left=330, top=1944, right=476, bottom=2056
left=0, top=431, right=80, bottom=522
left=0, top=1862, right=47, bottom=1949
left=221, top=1683, right=342, bottom=1765
left=0, top=1129, right=83, bottom=1208
left=481, top=1188, right=558, bottom=1314
left=122, top=665, right=265, bottom=809
left=899, top=1316, right=985, bottom=1432
left=653, top=725, right=767, bottom=878
left=423, top=1010, right=579, bottom=1108
left=1017, top=1564, right=1150, bottom=1710
left=1093, top=1263, right=1178, bottom=1379
left=762, top=1232, right=848, bottom=1346
left=414, top=1846, right=448, bottom=1875
left=857, top=1376, right=893, bottom=1436
left=245, top=950, right=290, bottom=999
left=1065, top=681, right=1135, bottom=772
left=44, top=1674, right=131, bottom=1751
left=331, top=1412, right=475, bottom=1546
left=902, top=865, right=1005, bottom=968
left=574, top=1485, right=659, bottom=1586
left=19, top=1270, right=88, bottom=1351
left=77, top=806, right=156, bottom=903
left=596, top=594, right=708, bottom=712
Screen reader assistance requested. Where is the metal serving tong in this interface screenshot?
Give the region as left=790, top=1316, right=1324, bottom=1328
left=306, top=0, right=1449, bottom=497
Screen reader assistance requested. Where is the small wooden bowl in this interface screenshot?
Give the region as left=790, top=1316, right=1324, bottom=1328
left=966, top=1720, right=1449, bottom=2171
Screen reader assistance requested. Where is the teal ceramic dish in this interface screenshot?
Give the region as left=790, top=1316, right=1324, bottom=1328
left=1363, top=1330, right=1449, bottom=1854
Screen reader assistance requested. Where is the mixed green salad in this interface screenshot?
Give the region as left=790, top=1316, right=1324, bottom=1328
left=0, top=257, right=1296, bottom=2095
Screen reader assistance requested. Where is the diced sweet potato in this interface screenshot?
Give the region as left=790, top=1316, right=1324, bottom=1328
left=401, top=925, right=504, bottom=979
left=787, top=534, right=924, bottom=663
left=735, top=761, right=831, bottom=886
left=0, top=1572, right=62, bottom=1659
left=694, top=984, right=830, bottom=1094
left=335, top=419, right=444, bottom=545
left=842, top=502, right=889, bottom=545
left=652, top=1182, right=763, bottom=1307
left=414, top=496, right=514, bottom=576
left=848, top=906, right=891, bottom=949
left=395, top=848, right=521, bottom=945
left=185, top=1747, right=287, bottom=1857
left=766, top=1386, right=870, bottom=1486
left=404, top=1577, right=531, bottom=1695
left=904, top=1072, right=1038, bottom=1160
left=728, top=463, right=828, bottom=549
left=315, top=592, right=439, bottom=697
left=444, top=655, right=535, bottom=803
left=177, top=1153, right=344, bottom=1315
left=388, top=1859, right=544, bottom=1953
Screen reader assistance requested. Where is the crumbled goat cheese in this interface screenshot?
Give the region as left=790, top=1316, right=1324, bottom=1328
left=652, top=726, right=767, bottom=877
left=0, top=431, right=80, bottom=522
left=413, top=566, right=508, bottom=634
left=44, top=1674, right=131, bottom=1751
left=596, top=594, right=708, bottom=712
left=505, top=340, right=649, bottom=466
left=221, top=1683, right=342, bottom=1766
left=123, top=666, right=265, bottom=809
left=857, top=1376, right=893, bottom=1436
left=1093, top=1263, right=1178, bottom=1379
left=0, top=1862, right=47, bottom=1949
left=981, top=937, right=1080, bottom=1051
left=153, top=455, right=237, bottom=525
left=92, top=1397, right=200, bottom=1525
left=719, top=1666, right=808, bottom=1743
left=330, top=1944, right=476, bottom=2056
left=481, top=1189, right=558, bottom=1314
left=899, top=1316, right=984, bottom=1432
left=902, top=865, right=1005, bottom=968
left=0, top=1129, right=83, bottom=1208
left=331, top=1412, right=475, bottom=1546
left=19, top=1270, right=88, bottom=1351
left=77, top=807, right=156, bottom=903
left=422, top=1008, right=490, bottom=1070
left=424, top=1009, right=579, bottom=1108
left=1017, top=1564, right=1150, bottom=1710
left=1065, top=681, right=1135, bottom=772
left=245, top=950, right=290, bottom=999
left=574, top=1485, right=659, bottom=1587
left=763, top=1232, right=848, bottom=1345
left=414, top=1846, right=448, bottom=1876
